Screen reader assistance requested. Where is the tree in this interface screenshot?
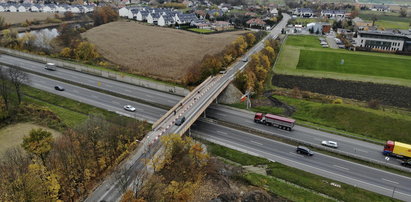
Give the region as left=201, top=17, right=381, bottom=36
left=57, top=23, right=80, bottom=48
left=245, top=33, right=256, bottom=47
left=371, top=15, right=378, bottom=27
left=0, top=16, right=6, bottom=30
left=0, top=68, right=12, bottom=110
left=22, top=128, right=54, bottom=163
left=93, top=6, right=119, bottom=26
left=73, top=41, right=100, bottom=62
left=8, top=68, right=29, bottom=104
left=400, top=8, right=407, bottom=17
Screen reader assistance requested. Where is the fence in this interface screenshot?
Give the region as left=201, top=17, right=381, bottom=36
left=0, top=47, right=190, bottom=96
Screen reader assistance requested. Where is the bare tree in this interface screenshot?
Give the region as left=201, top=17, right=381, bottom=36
left=8, top=68, right=29, bottom=104
left=0, top=68, right=12, bottom=110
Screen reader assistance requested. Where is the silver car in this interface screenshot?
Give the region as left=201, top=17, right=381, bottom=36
left=123, top=105, right=136, bottom=112
left=321, top=140, right=338, bottom=148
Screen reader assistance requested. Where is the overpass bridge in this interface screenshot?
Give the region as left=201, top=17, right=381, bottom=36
left=86, top=13, right=291, bottom=202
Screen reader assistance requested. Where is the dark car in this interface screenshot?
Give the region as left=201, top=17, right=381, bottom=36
left=54, top=85, right=65, bottom=91
left=296, top=146, right=314, bottom=156
left=175, top=116, right=186, bottom=126
left=401, top=160, right=411, bottom=168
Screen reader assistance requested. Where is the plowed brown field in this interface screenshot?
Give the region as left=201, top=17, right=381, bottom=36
left=83, top=21, right=248, bottom=83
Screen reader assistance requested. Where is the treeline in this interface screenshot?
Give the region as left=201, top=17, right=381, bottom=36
left=184, top=31, right=267, bottom=86
left=159, top=2, right=187, bottom=9
left=0, top=114, right=150, bottom=201
left=234, top=39, right=280, bottom=95
left=121, top=134, right=210, bottom=202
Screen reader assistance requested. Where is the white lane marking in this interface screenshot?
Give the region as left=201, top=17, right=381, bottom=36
left=354, top=148, right=369, bottom=153
left=198, top=134, right=411, bottom=198
left=382, top=178, right=399, bottom=185
left=112, top=101, right=120, bottom=105
left=251, top=140, right=263, bottom=146
left=216, top=131, right=227, bottom=135
left=333, top=165, right=349, bottom=171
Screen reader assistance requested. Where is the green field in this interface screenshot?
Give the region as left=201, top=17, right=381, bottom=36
left=358, top=0, right=411, bottom=5
left=275, top=35, right=411, bottom=87
left=297, top=50, right=411, bottom=80
left=187, top=28, right=215, bottom=33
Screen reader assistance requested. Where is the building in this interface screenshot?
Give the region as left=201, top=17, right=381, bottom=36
left=294, top=8, right=313, bottom=18
left=321, top=10, right=345, bottom=19
left=372, top=5, right=390, bottom=12
left=354, top=30, right=411, bottom=52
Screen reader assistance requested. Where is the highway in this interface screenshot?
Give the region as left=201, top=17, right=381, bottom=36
left=2, top=13, right=411, bottom=200
left=2, top=53, right=405, bottom=168
left=3, top=67, right=411, bottom=201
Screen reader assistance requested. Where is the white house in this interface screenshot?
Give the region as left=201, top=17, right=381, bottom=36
left=372, top=5, right=390, bottom=12
left=84, top=5, right=94, bottom=13
left=119, top=6, right=129, bottom=17
left=157, top=15, right=175, bottom=26
left=136, top=10, right=149, bottom=21
left=8, top=4, right=18, bottom=12
left=68, top=6, right=80, bottom=13
left=0, top=4, right=7, bottom=12
left=17, top=4, right=27, bottom=12
left=42, top=4, right=57, bottom=12
left=146, top=12, right=161, bottom=24
left=270, top=8, right=278, bottom=16
left=57, top=4, right=69, bottom=13
left=128, top=9, right=139, bottom=19
left=321, top=10, right=345, bottom=19
left=30, top=4, right=43, bottom=12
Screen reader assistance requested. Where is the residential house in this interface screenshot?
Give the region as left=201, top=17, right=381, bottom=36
left=0, top=4, right=6, bottom=12
left=321, top=10, right=345, bottom=19
left=212, top=21, right=232, bottom=31
left=8, top=4, right=18, bottom=12
left=84, top=5, right=95, bottom=13
left=136, top=10, right=149, bottom=21
left=158, top=15, right=175, bottom=26
left=191, top=19, right=211, bottom=29
left=175, top=13, right=197, bottom=24
left=372, top=5, right=390, bottom=12
left=246, top=18, right=267, bottom=29
left=270, top=8, right=278, bottom=16
left=147, top=12, right=161, bottom=24
left=294, top=8, right=313, bottom=18
left=68, top=6, right=81, bottom=13
left=30, top=4, right=43, bottom=12
left=128, top=9, right=139, bottom=19
left=42, top=4, right=57, bottom=13
left=57, top=4, right=70, bottom=13
left=118, top=6, right=130, bottom=17
left=194, top=10, right=206, bottom=19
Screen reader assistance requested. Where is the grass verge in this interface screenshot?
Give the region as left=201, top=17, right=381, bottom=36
left=187, top=28, right=215, bottom=33
left=205, top=141, right=400, bottom=202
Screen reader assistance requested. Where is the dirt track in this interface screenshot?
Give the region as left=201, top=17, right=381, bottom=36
left=83, top=21, right=248, bottom=82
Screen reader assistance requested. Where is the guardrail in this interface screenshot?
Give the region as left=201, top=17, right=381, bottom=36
left=0, top=47, right=190, bottom=96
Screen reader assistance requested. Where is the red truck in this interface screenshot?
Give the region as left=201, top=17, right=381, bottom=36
left=254, top=113, right=296, bottom=131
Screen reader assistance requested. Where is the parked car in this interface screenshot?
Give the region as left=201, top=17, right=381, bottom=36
left=45, top=63, right=56, bottom=71
left=175, top=116, right=186, bottom=126
left=296, top=146, right=314, bottom=156
left=401, top=160, right=411, bottom=168
left=123, top=105, right=136, bottom=112
left=321, top=140, right=338, bottom=148
left=54, top=85, right=64, bottom=91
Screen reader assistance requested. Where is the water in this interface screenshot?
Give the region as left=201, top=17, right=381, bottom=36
left=17, top=28, right=59, bottom=50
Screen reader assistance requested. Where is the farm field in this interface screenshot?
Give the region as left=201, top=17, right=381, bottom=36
left=0, top=123, right=61, bottom=158
left=83, top=21, right=249, bottom=83
left=275, top=35, right=411, bottom=87
left=358, top=0, right=411, bottom=5
left=0, top=12, right=59, bottom=24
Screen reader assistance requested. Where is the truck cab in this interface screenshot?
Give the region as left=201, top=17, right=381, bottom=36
left=254, top=113, right=264, bottom=123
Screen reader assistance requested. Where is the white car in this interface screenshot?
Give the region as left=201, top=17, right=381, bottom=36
left=321, top=140, right=338, bottom=148
left=123, top=105, right=136, bottom=112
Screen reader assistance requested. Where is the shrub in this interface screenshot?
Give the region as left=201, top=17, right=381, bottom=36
left=332, top=98, right=343, bottom=104
left=367, top=99, right=380, bottom=109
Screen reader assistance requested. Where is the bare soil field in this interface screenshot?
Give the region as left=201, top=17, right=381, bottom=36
left=0, top=12, right=60, bottom=24
left=0, top=123, right=61, bottom=158
left=82, top=21, right=249, bottom=83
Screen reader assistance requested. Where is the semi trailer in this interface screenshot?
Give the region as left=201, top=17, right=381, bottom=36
left=254, top=113, right=295, bottom=131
